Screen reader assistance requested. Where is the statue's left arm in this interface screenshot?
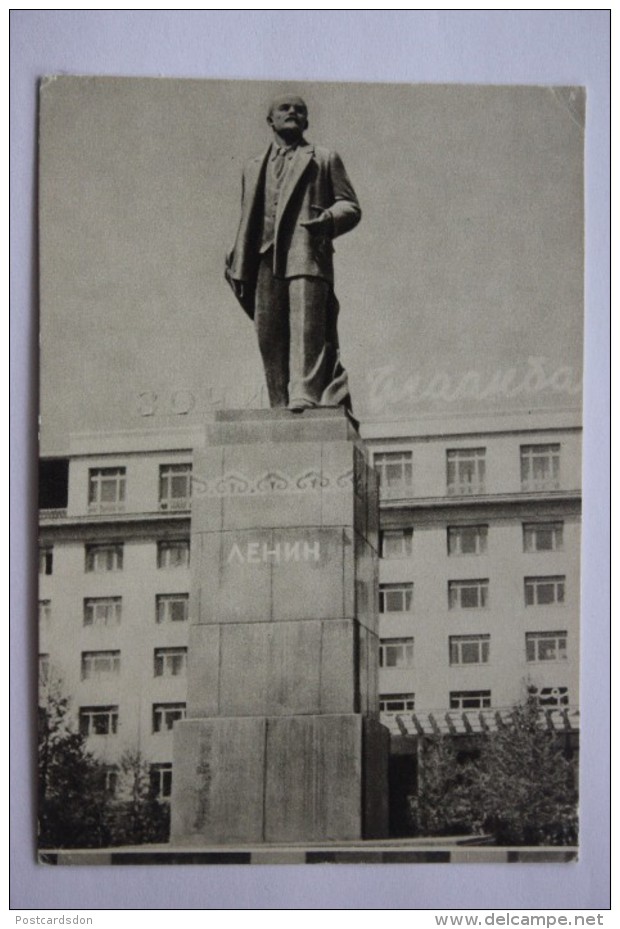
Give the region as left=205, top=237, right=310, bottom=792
left=325, top=150, right=362, bottom=238
left=301, top=150, right=361, bottom=239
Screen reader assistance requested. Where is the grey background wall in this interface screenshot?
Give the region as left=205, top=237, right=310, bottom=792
left=39, top=78, right=583, bottom=454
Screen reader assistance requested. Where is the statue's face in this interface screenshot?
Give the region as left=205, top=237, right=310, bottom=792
left=267, top=95, right=308, bottom=136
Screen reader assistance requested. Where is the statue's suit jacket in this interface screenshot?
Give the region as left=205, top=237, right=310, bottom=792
left=226, top=142, right=361, bottom=317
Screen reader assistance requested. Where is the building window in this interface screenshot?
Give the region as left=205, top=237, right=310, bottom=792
left=156, top=594, right=189, bottom=624
left=38, top=654, right=50, bottom=686
left=85, top=543, right=124, bottom=573
left=449, top=635, right=490, bottom=665
left=526, top=631, right=567, bottom=662
left=84, top=597, right=122, bottom=627
left=153, top=702, right=186, bottom=733
left=450, top=690, right=491, bottom=710
left=379, top=583, right=413, bottom=613
left=448, top=525, right=488, bottom=556
left=150, top=763, right=172, bottom=800
left=379, top=637, right=414, bottom=668
left=520, top=444, right=560, bottom=491
left=373, top=451, right=413, bottom=495
left=79, top=705, right=119, bottom=736
left=380, top=529, right=413, bottom=559
left=39, top=546, right=53, bottom=576
left=524, top=576, right=565, bottom=606
left=38, top=600, right=52, bottom=624
left=448, top=579, right=489, bottom=609
left=81, top=650, right=121, bottom=681
left=157, top=539, right=190, bottom=569
left=103, top=766, right=118, bottom=796
left=446, top=448, right=486, bottom=495
left=523, top=522, right=564, bottom=553
left=379, top=693, right=415, bottom=713
left=530, top=686, right=569, bottom=707
left=88, top=467, right=126, bottom=514
left=154, top=647, right=187, bottom=678
left=159, top=464, right=192, bottom=511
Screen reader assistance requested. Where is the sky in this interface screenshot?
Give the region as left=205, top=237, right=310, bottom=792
left=39, top=77, right=584, bottom=454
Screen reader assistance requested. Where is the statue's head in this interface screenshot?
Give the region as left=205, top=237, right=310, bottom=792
left=267, top=94, right=308, bottom=138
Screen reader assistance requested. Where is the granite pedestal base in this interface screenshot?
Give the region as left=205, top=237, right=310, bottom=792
left=171, top=714, right=389, bottom=845
left=170, top=408, right=389, bottom=845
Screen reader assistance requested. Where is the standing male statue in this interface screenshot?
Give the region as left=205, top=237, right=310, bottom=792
left=225, top=94, right=361, bottom=411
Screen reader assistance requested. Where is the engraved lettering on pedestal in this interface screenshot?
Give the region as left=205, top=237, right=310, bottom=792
left=226, top=538, right=322, bottom=564
left=193, top=737, right=212, bottom=832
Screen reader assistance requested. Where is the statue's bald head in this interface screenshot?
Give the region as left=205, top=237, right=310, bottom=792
left=267, top=94, right=309, bottom=137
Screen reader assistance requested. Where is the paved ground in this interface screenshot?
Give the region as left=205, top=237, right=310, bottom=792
left=39, top=839, right=578, bottom=866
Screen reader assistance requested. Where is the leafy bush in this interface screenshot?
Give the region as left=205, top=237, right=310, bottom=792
left=409, top=737, right=483, bottom=837
left=407, top=695, right=578, bottom=845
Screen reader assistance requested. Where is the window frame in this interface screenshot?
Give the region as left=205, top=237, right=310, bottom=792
left=152, top=702, right=187, bottom=733
left=449, top=690, right=492, bottom=710
left=85, top=542, right=124, bottom=573
left=379, top=693, right=416, bottom=713
left=522, top=522, right=564, bottom=553
left=81, top=650, right=121, bottom=681
left=154, top=647, right=188, bottom=678
left=524, top=576, right=566, bottom=607
left=156, top=594, right=189, bottom=624
left=159, top=464, right=192, bottom=512
left=525, top=631, right=568, bottom=662
left=103, top=766, right=119, bottom=796
left=446, top=448, right=486, bottom=496
left=447, top=525, right=488, bottom=556
left=39, top=546, right=53, bottom=576
left=379, top=637, right=414, bottom=669
left=380, top=528, right=413, bottom=559
left=448, top=579, right=489, bottom=610
left=520, top=444, right=561, bottom=492
left=38, top=653, right=50, bottom=686
left=379, top=582, right=414, bottom=614
left=83, top=597, right=122, bottom=627
left=373, top=451, right=413, bottom=495
left=150, top=763, right=173, bottom=800
left=79, top=705, right=119, bottom=737
left=88, top=467, right=126, bottom=514
left=157, top=539, right=190, bottom=569
left=38, top=600, right=52, bottom=624
left=449, top=634, right=491, bottom=666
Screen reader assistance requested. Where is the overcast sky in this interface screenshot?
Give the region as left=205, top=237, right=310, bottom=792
left=39, top=77, right=584, bottom=454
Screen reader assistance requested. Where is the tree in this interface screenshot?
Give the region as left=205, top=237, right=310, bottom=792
left=38, top=675, right=170, bottom=848
left=475, top=695, right=578, bottom=846
left=38, top=672, right=112, bottom=848
left=408, top=736, right=482, bottom=837
left=106, top=750, right=169, bottom=846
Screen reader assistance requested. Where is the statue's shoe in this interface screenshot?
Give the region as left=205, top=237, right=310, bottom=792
left=288, top=398, right=317, bottom=412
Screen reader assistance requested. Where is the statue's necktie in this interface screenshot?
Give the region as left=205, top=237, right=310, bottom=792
left=272, top=147, right=290, bottom=182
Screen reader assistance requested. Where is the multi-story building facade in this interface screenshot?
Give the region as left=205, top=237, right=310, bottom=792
left=38, top=411, right=581, bottom=811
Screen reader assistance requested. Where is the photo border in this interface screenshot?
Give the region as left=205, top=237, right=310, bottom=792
left=10, top=9, right=610, bottom=910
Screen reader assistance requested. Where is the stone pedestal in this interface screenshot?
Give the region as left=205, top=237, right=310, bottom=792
left=170, top=408, right=389, bottom=844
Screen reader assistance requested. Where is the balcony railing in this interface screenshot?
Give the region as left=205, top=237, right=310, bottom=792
left=39, top=508, right=68, bottom=521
